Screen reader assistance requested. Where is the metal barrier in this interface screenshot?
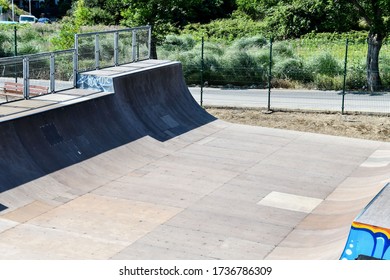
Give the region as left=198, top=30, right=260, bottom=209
left=0, top=25, right=152, bottom=102
left=73, top=25, right=152, bottom=83
left=159, top=35, right=390, bottom=115
left=0, top=49, right=75, bottom=101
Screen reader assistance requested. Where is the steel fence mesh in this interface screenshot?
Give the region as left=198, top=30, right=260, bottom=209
left=159, top=36, right=390, bottom=114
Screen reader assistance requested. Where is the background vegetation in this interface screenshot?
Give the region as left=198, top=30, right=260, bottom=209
left=157, top=32, right=390, bottom=90
left=0, top=0, right=389, bottom=91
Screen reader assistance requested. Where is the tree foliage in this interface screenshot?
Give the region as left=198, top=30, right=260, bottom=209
left=69, top=0, right=236, bottom=57
left=0, top=0, right=9, bottom=12
left=181, top=11, right=266, bottom=42
left=237, top=0, right=360, bottom=39
left=60, top=0, right=390, bottom=90
left=346, top=0, right=390, bottom=39
left=69, top=0, right=235, bottom=29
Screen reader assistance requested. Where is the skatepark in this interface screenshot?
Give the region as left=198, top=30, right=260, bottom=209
left=0, top=28, right=389, bottom=260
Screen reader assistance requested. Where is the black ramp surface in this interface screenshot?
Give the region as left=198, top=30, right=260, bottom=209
left=0, top=62, right=216, bottom=192
left=113, top=62, right=214, bottom=141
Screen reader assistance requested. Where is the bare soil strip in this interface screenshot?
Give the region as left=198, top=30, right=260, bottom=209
left=206, top=107, right=390, bottom=142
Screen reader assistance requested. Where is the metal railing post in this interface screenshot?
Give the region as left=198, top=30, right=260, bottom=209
left=148, top=25, right=152, bottom=59
left=23, top=57, right=29, bottom=99
left=50, top=53, right=55, bottom=93
left=132, top=30, right=137, bottom=62
left=137, top=33, right=140, bottom=60
left=14, top=25, right=18, bottom=83
left=95, top=34, right=100, bottom=70
left=114, top=31, right=119, bottom=66
left=73, top=34, right=79, bottom=88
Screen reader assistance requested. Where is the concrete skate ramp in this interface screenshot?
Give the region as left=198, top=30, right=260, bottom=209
left=0, top=60, right=389, bottom=259
left=0, top=60, right=215, bottom=191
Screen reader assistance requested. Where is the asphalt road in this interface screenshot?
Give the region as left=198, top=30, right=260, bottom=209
left=189, top=87, right=390, bottom=114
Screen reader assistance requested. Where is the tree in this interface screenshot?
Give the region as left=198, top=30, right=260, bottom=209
left=236, top=0, right=279, bottom=20
left=237, top=0, right=389, bottom=91
left=119, top=0, right=235, bottom=58
left=347, top=0, right=390, bottom=91
left=65, top=0, right=235, bottom=58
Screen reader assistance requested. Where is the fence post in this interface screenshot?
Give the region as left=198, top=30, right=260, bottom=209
left=267, top=37, right=273, bottom=112
left=50, top=53, right=55, bottom=93
left=73, top=34, right=79, bottom=88
left=23, top=57, right=29, bottom=99
left=200, top=36, right=204, bottom=107
left=114, top=31, right=119, bottom=66
left=132, top=30, right=137, bottom=61
left=341, top=38, right=349, bottom=115
left=148, top=25, right=152, bottom=59
left=14, top=25, right=18, bottom=83
left=137, top=33, right=140, bottom=60
left=95, top=34, right=100, bottom=70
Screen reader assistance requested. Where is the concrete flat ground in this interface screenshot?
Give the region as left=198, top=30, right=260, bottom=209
left=0, top=120, right=388, bottom=259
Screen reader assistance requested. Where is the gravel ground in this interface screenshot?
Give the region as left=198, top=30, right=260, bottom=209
left=205, top=106, right=390, bottom=142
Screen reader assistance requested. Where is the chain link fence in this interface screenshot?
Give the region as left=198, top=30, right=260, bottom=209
left=158, top=35, right=390, bottom=114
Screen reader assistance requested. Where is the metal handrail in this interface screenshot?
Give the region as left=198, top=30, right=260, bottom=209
left=75, top=26, right=150, bottom=37
left=0, top=25, right=152, bottom=101
left=74, top=25, right=152, bottom=81
left=0, top=49, right=75, bottom=99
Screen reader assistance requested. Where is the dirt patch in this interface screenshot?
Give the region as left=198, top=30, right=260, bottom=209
left=205, top=107, right=390, bottom=142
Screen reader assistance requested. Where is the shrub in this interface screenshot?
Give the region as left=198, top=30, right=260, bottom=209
left=170, top=50, right=199, bottom=84
left=202, top=41, right=225, bottom=56
left=272, top=41, right=294, bottom=58
left=100, top=37, right=115, bottom=61
left=162, top=34, right=197, bottom=52
left=300, top=31, right=370, bottom=44
left=232, top=35, right=268, bottom=51
left=18, top=27, right=40, bottom=43
left=221, top=50, right=267, bottom=86
left=195, top=54, right=224, bottom=85
left=78, top=40, right=95, bottom=59
left=50, top=19, right=81, bottom=50
left=314, top=74, right=343, bottom=90
left=346, top=63, right=366, bottom=90
left=55, top=55, right=74, bottom=81
left=273, top=58, right=313, bottom=82
left=254, top=49, right=271, bottom=69
left=17, top=42, right=41, bottom=55
left=308, top=53, right=343, bottom=77
left=380, top=57, right=390, bottom=89
left=0, top=32, right=12, bottom=57
left=181, top=12, right=266, bottom=43
left=271, top=78, right=302, bottom=89
left=381, top=74, right=390, bottom=89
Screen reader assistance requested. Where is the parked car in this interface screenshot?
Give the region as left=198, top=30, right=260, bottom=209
left=37, top=17, right=51, bottom=24
left=19, top=15, right=37, bottom=24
